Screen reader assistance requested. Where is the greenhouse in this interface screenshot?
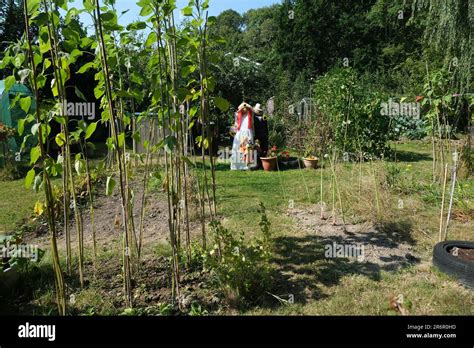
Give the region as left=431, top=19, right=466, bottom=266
left=0, top=80, right=34, bottom=167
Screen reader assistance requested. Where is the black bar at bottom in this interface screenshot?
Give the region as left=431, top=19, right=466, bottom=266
left=0, top=316, right=472, bottom=346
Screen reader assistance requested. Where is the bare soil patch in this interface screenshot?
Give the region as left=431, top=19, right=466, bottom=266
left=288, top=208, right=420, bottom=270
left=27, top=182, right=201, bottom=254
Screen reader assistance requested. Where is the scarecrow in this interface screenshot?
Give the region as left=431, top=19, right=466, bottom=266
left=231, top=102, right=257, bottom=170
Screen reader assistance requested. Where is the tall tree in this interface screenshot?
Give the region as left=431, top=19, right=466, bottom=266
left=0, top=0, right=24, bottom=48
left=413, top=0, right=473, bottom=94
left=1, top=0, right=31, bottom=79
left=208, top=9, right=243, bottom=53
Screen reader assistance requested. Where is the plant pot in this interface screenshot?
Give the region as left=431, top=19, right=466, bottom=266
left=303, top=157, right=319, bottom=169
left=261, top=156, right=277, bottom=171
left=279, top=157, right=300, bottom=169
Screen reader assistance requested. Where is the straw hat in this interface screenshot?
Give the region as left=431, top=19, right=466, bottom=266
left=238, top=102, right=251, bottom=111
left=253, top=103, right=263, bottom=115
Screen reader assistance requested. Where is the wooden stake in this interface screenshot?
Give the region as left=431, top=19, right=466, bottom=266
left=438, top=163, right=448, bottom=242
left=444, top=157, right=458, bottom=241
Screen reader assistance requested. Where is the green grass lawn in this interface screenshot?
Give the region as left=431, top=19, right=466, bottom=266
left=214, top=140, right=473, bottom=238
left=0, top=179, right=41, bottom=234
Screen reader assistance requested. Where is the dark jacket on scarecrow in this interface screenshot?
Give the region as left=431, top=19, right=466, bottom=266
left=253, top=103, right=269, bottom=157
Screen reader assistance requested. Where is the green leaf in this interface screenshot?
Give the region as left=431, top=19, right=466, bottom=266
left=214, top=96, right=230, bottom=112
left=54, top=116, right=66, bottom=125
left=85, top=122, right=97, bottom=140
left=30, top=146, right=41, bottom=164
left=123, top=114, right=131, bottom=126
left=31, top=123, right=39, bottom=136
left=42, top=59, right=51, bottom=72
left=68, top=49, right=83, bottom=63
left=33, top=174, right=42, bottom=193
left=106, top=136, right=115, bottom=150
left=189, top=106, right=198, bottom=117
left=127, top=21, right=147, bottom=30
left=145, top=32, right=157, bottom=47
left=77, top=62, right=94, bottom=74
left=80, top=37, right=94, bottom=49
left=78, top=120, right=88, bottom=133
left=82, top=0, right=94, bottom=12
left=101, top=11, right=115, bottom=21
left=9, top=93, right=20, bottom=108
left=132, top=131, right=141, bottom=143
left=25, top=169, right=36, bottom=188
left=39, top=25, right=51, bottom=49
left=94, top=85, right=104, bottom=99
left=75, top=86, right=86, bottom=101
left=118, top=132, right=125, bottom=148
left=130, top=72, right=143, bottom=85
left=55, top=132, right=66, bottom=147
left=206, top=76, right=216, bottom=92
left=51, top=78, right=58, bottom=97
left=27, top=0, right=41, bottom=15
left=106, top=176, right=116, bottom=196
left=65, top=7, right=84, bottom=25
left=181, top=65, right=196, bottom=78
left=101, top=109, right=111, bottom=122
left=164, top=135, right=176, bottom=153
left=13, top=53, right=25, bottom=68
left=139, top=4, right=152, bottom=17
left=19, top=97, right=32, bottom=113
left=182, top=6, right=193, bottom=16
left=0, top=56, right=11, bottom=69
left=4, top=75, right=15, bottom=92
left=36, top=74, right=46, bottom=88
left=18, top=118, right=26, bottom=136
left=41, top=124, right=51, bottom=144
left=55, top=0, right=67, bottom=10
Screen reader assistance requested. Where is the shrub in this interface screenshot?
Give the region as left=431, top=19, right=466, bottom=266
left=311, top=67, right=392, bottom=158
left=203, top=202, right=273, bottom=306
left=391, top=115, right=427, bottom=140
left=1, top=231, right=45, bottom=272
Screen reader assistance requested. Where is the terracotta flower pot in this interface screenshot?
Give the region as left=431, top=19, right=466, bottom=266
left=303, top=157, right=319, bottom=169
left=261, top=156, right=277, bottom=171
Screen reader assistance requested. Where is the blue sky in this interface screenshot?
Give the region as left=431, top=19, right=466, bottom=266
left=72, top=0, right=281, bottom=31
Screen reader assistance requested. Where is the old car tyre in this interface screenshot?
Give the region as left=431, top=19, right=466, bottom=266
left=433, top=240, right=474, bottom=288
